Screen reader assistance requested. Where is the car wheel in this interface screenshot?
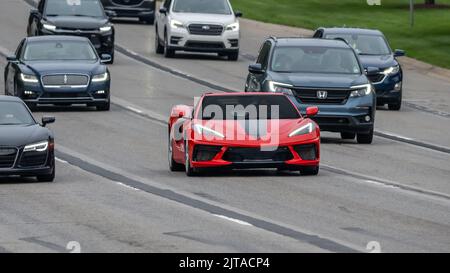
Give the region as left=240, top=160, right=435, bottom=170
left=37, top=167, right=55, bottom=182
left=168, top=136, right=184, bottom=172
left=300, top=166, right=319, bottom=176
left=140, top=16, right=154, bottom=25
left=96, top=100, right=110, bottom=111
left=228, top=51, right=239, bottom=61
left=184, top=141, right=197, bottom=176
left=357, top=129, right=374, bottom=144
left=164, top=32, right=175, bottom=58
left=155, top=27, right=164, bottom=54
left=341, top=132, right=356, bottom=140
left=388, top=100, right=402, bottom=111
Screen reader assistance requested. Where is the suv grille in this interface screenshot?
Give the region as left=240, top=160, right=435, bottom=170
left=42, top=74, right=89, bottom=87
left=0, top=148, right=18, bottom=168
left=188, top=24, right=224, bottom=36
left=111, top=0, right=145, bottom=6
left=293, top=88, right=351, bottom=104
left=223, top=147, right=293, bottom=163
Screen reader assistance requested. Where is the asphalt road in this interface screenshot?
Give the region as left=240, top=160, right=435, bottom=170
left=0, top=0, right=449, bottom=253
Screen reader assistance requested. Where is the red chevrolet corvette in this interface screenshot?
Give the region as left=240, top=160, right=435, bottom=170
left=168, top=92, right=320, bottom=176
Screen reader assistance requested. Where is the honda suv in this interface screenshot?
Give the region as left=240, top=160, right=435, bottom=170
left=245, top=37, right=377, bottom=144
left=314, top=28, right=405, bottom=110
left=155, top=0, right=242, bottom=60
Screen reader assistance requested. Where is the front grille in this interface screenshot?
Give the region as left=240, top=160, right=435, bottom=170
left=188, top=24, right=224, bottom=36
left=42, top=74, right=89, bottom=87
left=0, top=148, right=17, bottom=168
left=312, top=117, right=350, bottom=125
left=367, top=73, right=385, bottom=83
left=19, top=151, right=47, bottom=167
left=111, top=0, right=145, bottom=6
left=185, top=41, right=225, bottom=49
left=293, top=144, right=317, bottom=160
left=223, top=147, right=293, bottom=163
left=193, top=145, right=222, bottom=162
left=41, top=92, right=90, bottom=98
left=293, top=88, right=351, bottom=104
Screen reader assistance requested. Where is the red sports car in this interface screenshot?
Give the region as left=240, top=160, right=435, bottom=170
left=168, top=92, right=320, bottom=176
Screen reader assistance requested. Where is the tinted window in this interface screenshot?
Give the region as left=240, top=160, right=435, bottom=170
left=271, top=46, right=361, bottom=74
left=0, top=102, right=35, bottom=125
left=325, top=34, right=391, bottom=55
left=257, top=42, right=271, bottom=69
left=45, top=0, right=105, bottom=18
left=173, top=0, right=231, bottom=14
left=22, top=40, right=97, bottom=61
left=198, top=95, right=300, bottom=120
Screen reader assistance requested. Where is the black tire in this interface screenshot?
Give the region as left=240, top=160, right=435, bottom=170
left=163, top=31, right=175, bottom=58
left=388, top=100, right=402, bottom=111
left=300, top=166, right=319, bottom=176
left=37, top=167, right=55, bottom=182
left=341, top=132, right=356, bottom=140
left=357, top=129, right=374, bottom=144
left=155, top=27, right=164, bottom=54
left=228, top=51, right=239, bottom=61
left=168, top=136, right=184, bottom=172
left=184, top=141, right=197, bottom=176
left=140, top=16, right=154, bottom=25
left=96, top=100, right=110, bottom=111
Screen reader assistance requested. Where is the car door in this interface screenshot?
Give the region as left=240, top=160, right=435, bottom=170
left=246, top=41, right=271, bottom=92
left=27, top=0, right=45, bottom=36
left=157, top=0, right=172, bottom=40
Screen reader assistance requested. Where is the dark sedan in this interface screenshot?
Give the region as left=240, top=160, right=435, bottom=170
left=27, top=0, right=115, bottom=63
left=0, top=96, right=55, bottom=182
left=101, top=0, right=156, bottom=24
left=4, top=36, right=111, bottom=111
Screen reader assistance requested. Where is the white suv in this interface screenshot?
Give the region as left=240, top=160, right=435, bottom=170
left=155, top=0, right=242, bottom=60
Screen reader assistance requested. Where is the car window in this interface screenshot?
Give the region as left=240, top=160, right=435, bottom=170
left=325, top=33, right=391, bottom=55
left=0, top=102, right=35, bottom=126
left=198, top=95, right=300, bottom=120
left=271, top=46, right=361, bottom=74
left=172, top=0, right=231, bottom=15
left=22, top=40, right=98, bottom=61
left=44, top=0, right=105, bottom=18
left=257, top=42, right=271, bottom=69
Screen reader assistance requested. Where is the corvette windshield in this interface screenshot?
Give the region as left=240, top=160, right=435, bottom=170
left=198, top=95, right=300, bottom=120
left=325, top=34, right=391, bottom=55
left=271, top=46, right=361, bottom=74
left=22, top=40, right=97, bottom=61
left=173, top=0, right=232, bottom=14
left=45, top=0, right=104, bottom=18
left=0, top=102, right=35, bottom=125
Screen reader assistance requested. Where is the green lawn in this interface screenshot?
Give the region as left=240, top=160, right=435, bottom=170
left=232, top=0, right=450, bottom=69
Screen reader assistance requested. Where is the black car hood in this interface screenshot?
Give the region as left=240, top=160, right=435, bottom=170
left=358, top=55, right=398, bottom=69
left=45, top=15, right=107, bottom=29
left=22, top=61, right=105, bottom=76
left=0, top=124, right=50, bottom=147
left=271, top=73, right=368, bottom=88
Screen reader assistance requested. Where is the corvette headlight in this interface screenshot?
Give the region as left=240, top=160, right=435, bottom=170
left=350, top=84, right=373, bottom=97
left=226, top=22, right=239, bottom=31
left=268, top=81, right=294, bottom=95
left=42, top=23, right=56, bottom=31
left=382, top=65, right=400, bottom=75
left=20, top=73, right=39, bottom=83
left=24, top=141, right=48, bottom=152
left=193, top=124, right=224, bottom=138
left=99, top=26, right=112, bottom=32
left=92, top=72, right=109, bottom=82
left=170, top=20, right=185, bottom=29
left=289, top=122, right=315, bottom=137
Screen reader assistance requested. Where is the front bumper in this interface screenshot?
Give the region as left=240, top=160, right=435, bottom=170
left=168, top=27, right=239, bottom=53
left=0, top=148, right=54, bottom=177
left=105, top=7, right=155, bottom=18
left=372, top=73, right=402, bottom=104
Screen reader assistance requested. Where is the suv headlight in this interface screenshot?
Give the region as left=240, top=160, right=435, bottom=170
left=170, top=20, right=185, bottom=29
left=99, top=26, right=112, bottom=32
left=92, top=72, right=109, bottom=82
left=350, top=84, right=373, bottom=97
left=42, top=23, right=56, bottom=31
left=289, top=122, right=315, bottom=137
left=268, top=81, right=294, bottom=95
left=24, top=141, right=48, bottom=152
left=382, top=65, right=400, bottom=75
left=20, top=73, right=39, bottom=83
left=226, top=22, right=239, bottom=31
left=193, top=124, right=224, bottom=138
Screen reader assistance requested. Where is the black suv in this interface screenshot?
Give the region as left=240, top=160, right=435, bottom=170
left=245, top=37, right=377, bottom=144
left=27, top=0, right=115, bottom=64
left=101, top=0, right=156, bottom=24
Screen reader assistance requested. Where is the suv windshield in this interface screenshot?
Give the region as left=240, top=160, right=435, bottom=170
left=0, top=102, right=35, bottom=126
left=271, top=46, right=361, bottom=74
left=173, top=0, right=232, bottom=15
left=325, top=34, right=391, bottom=55
left=45, top=0, right=105, bottom=18
left=198, top=95, right=300, bottom=120
left=22, top=40, right=97, bottom=61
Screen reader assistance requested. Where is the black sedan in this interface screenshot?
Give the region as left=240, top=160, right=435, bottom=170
left=0, top=96, right=55, bottom=182
left=27, top=0, right=115, bottom=63
left=4, top=36, right=111, bottom=111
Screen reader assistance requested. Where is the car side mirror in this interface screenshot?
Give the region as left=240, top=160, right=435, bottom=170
left=235, top=11, right=243, bottom=18
left=394, top=49, right=405, bottom=57
left=100, top=54, right=112, bottom=64
left=41, top=116, right=55, bottom=127
left=159, top=7, right=168, bottom=14
left=104, top=10, right=117, bottom=18
left=248, top=64, right=265, bottom=74
left=365, top=67, right=379, bottom=76
left=305, top=106, right=319, bottom=117
left=6, top=56, right=18, bottom=63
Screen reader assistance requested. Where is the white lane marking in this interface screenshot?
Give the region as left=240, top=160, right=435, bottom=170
left=55, top=157, right=69, bottom=164
left=213, top=214, right=253, bottom=227
left=364, top=180, right=400, bottom=190
left=377, top=131, right=414, bottom=141
left=116, top=182, right=140, bottom=191
left=126, top=106, right=143, bottom=114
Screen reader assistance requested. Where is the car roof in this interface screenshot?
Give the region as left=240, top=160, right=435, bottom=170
left=0, top=95, right=24, bottom=103
left=320, top=27, right=384, bottom=36
left=26, top=35, right=91, bottom=43
left=269, top=37, right=351, bottom=48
